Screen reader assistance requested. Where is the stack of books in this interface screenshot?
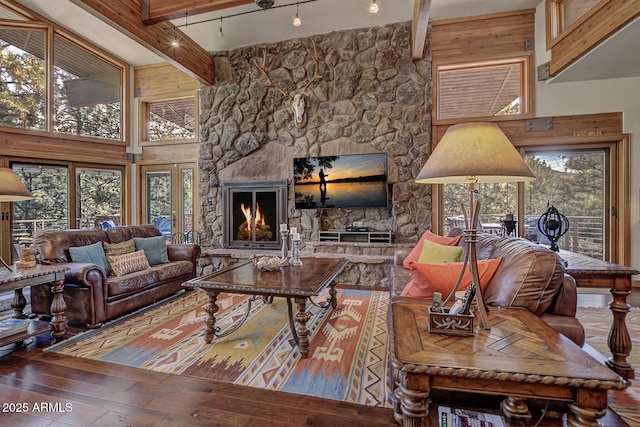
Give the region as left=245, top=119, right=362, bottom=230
left=438, top=406, right=506, bottom=427
left=0, top=317, right=31, bottom=338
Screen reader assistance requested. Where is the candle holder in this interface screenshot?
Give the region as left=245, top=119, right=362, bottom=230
left=290, top=236, right=303, bottom=267
left=280, top=230, right=289, bottom=261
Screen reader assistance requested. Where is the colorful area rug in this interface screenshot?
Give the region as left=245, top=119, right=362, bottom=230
left=577, top=308, right=640, bottom=426
left=46, top=289, right=392, bottom=408
left=46, top=291, right=639, bottom=423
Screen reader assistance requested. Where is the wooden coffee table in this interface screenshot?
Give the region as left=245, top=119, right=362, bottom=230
left=182, top=257, right=348, bottom=358
left=389, top=299, right=628, bottom=427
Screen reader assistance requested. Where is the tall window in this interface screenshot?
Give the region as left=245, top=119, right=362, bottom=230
left=524, top=149, right=608, bottom=259
left=12, top=163, right=69, bottom=238
left=76, top=168, right=123, bottom=229
left=440, top=147, right=611, bottom=261
left=0, top=26, right=46, bottom=131
left=0, top=6, right=126, bottom=141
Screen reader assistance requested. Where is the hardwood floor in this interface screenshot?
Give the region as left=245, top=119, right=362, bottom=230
left=0, top=288, right=636, bottom=427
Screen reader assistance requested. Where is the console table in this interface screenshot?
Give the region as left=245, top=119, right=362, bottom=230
left=0, top=265, right=68, bottom=345
left=560, top=249, right=638, bottom=380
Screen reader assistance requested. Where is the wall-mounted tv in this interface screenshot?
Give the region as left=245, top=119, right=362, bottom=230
left=293, top=153, right=388, bottom=209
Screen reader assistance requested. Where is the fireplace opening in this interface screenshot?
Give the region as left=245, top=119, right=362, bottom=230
left=222, top=180, right=287, bottom=249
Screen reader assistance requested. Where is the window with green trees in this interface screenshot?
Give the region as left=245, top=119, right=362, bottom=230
left=441, top=148, right=608, bottom=260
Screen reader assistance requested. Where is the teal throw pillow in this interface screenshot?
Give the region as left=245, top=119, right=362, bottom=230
left=69, top=241, right=110, bottom=276
left=134, top=236, right=169, bottom=266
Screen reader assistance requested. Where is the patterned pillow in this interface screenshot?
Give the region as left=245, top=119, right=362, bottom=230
left=104, top=239, right=135, bottom=275
left=107, top=250, right=150, bottom=277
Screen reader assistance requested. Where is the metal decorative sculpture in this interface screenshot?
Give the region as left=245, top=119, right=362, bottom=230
left=537, top=204, right=569, bottom=252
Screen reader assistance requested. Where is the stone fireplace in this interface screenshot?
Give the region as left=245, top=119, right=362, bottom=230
left=222, top=180, right=287, bottom=249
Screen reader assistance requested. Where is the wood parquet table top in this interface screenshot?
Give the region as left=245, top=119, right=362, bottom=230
left=391, top=299, right=627, bottom=391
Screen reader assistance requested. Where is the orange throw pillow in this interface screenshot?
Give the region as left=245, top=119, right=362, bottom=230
left=400, top=257, right=503, bottom=299
left=402, top=230, right=462, bottom=269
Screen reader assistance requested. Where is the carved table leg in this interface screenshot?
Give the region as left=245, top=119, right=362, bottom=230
left=11, top=288, right=27, bottom=319
left=203, top=291, right=220, bottom=344
left=501, top=396, right=531, bottom=420
left=567, top=404, right=606, bottom=427
left=294, top=297, right=310, bottom=358
left=607, top=281, right=634, bottom=379
left=328, top=280, right=337, bottom=309
left=399, top=384, right=429, bottom=427
left=389, top=358, right=404, bottom=424
left=49, top=279, right=67, bottom=340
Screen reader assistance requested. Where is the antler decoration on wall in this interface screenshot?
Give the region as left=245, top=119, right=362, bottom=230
left=253, top=41, right=321, bottom=128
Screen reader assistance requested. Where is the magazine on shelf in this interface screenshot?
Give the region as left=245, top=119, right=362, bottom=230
left=439, top=406, right=507, bottom=427
left=0, top=317, right=31, bottom=337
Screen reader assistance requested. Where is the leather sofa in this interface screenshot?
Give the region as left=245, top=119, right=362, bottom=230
left=391, top=232, right=585, bottom=346
left=31, top=224, right=200, bottom=328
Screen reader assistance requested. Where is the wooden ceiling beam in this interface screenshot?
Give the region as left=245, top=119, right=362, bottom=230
left=412, top=0, right=432, bottom=60
left=70, top=0, right=214, bottom=85
left=142, top=0, right=255, bottom=24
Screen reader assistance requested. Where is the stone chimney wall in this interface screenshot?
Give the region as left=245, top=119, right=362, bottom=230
left=199, top=21, right=432, bottom=248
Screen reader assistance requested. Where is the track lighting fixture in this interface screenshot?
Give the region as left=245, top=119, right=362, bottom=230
left=369, top=0, right=379, bottom=14
left=293, top=2, right=301, bottom=27
left=218, top=17, right=224, bottom=38
left=171, top=25, right=179, bottom=47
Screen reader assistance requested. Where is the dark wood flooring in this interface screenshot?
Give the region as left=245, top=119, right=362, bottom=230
left=0, top=288, right=637, bottom=427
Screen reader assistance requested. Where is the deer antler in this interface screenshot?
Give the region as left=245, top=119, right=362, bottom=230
left=252, top=41, right=321, bottom=99
left=301, top=41, right=321, bottom=93
left=252, top=50, right=292, bottom=101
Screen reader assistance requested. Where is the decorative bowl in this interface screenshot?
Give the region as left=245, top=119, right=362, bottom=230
left=253, top=256, right=287, bottom=271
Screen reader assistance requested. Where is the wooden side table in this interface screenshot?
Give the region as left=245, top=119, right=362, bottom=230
left=561, top=249, right=639, bottom=380
left=0, top=264, right=69, bottom=345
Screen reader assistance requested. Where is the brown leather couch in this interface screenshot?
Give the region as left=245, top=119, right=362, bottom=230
left=31, top=224, right=200, bottom=328
left=391, top=232, right=585, bottom=346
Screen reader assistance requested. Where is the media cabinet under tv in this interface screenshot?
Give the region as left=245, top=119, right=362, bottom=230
left=319, top=230, right=392, bottom=244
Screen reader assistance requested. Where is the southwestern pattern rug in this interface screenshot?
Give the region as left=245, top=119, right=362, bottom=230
left=46, top=289, right=392, bottom=408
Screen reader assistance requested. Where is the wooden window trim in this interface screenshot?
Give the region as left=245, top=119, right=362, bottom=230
left=138, top=94, right=199, bottom=146
left=545, top=0, right=610, bottom=50
left=433, top=52, right=535, bottom=126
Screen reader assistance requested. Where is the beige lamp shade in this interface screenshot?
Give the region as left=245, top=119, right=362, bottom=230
left=416, top=122, right=535, bottom=184
left=0, top=167, right=33, bottom=201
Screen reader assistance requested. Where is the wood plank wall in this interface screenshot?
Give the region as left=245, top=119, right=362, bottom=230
left=133, top=63, right=200, bottom=165
left=431, top=9, right=535, bottom=64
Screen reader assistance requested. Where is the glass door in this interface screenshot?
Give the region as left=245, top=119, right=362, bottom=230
left=141, top=163, right=196, bottom=239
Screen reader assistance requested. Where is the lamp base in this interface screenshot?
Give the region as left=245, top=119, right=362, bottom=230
left=1, top=255, right=13, bottom=272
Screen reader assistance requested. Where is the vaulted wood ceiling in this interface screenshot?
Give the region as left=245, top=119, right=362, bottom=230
left=69, top=0, right=433, bottom=86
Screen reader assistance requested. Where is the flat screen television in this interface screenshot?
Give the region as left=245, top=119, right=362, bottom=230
left=293, top=153, right=388, bottom=209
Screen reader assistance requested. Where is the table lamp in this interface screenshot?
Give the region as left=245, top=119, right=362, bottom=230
left=0, top=167, right=33, bottom=271
left=416, top=122, right=535, bottom=329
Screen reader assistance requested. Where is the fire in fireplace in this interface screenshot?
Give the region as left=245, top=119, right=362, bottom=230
left=222, top=180, right=287, bottom=249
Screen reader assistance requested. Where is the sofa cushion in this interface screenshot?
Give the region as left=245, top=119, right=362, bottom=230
left=108, top=250, right=151, bottom=277
left=480, top=235, right=565, bottom=316
left=417, top=239, right=463, bottom=263
left=401, top=257, right=502, bottom=299
left=151, top=260, right=194, bottom=281
left=403, top=231, right=462, bottom=269
left=69, top=241, right=110, bottom=276
left=134, top=236, right=169, bottom=266
left=107, top=269, right=160, bottom=296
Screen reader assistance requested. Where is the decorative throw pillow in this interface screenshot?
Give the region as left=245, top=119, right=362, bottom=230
left=103, top=239, right=135, bottom=275
left=402, top=230, right=462, bottom=269
left=417, top=239, right=463, bottom=264
left=134, top=236, right=169, bottom=266
left=107, top=250, right=151, bottom=277
left=401, top=257, right=503, bottom=299
left=69, top=241, right=110, bottom=276
left=103, top=239, right=135, bottom=257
